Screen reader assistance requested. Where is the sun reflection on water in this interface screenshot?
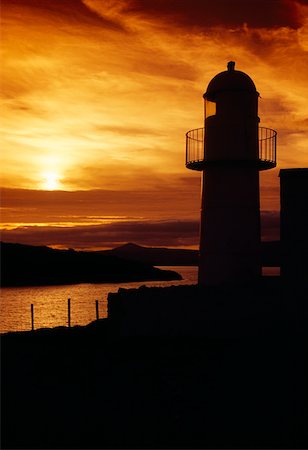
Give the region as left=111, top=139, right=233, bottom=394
left=0, top=267, right=198, bottom=333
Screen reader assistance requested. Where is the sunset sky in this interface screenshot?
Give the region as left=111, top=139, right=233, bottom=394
left=1, top=0, right=308, bottom=250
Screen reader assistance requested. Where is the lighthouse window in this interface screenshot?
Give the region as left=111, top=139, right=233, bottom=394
left=204, top=99, right=216, bottom=118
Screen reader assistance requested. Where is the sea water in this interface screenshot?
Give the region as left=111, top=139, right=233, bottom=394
left=0, top=266, right=198, bottom=333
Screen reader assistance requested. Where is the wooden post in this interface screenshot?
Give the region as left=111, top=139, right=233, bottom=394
left=95, top=300, right=99, bottom=320
left=68, top=298, right=71, bottom=328
left=31, top=304, right=34, bottom=331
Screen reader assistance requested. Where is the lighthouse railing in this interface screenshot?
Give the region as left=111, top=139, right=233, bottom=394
left=185, top=127, right=204, bottom=165
left=258, top=127, right=277, bottom=164
left=186, top=126, right=276, bottom=169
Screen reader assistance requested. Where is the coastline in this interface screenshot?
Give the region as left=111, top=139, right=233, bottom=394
left=1, top=242, right=182, bottom=288
left=2, top=279, right=307, bottom=448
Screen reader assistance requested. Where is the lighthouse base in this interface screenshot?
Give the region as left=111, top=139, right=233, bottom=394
left=198, top=167, right=262, bottom=286
left=198, top=251, right=261, bottom=286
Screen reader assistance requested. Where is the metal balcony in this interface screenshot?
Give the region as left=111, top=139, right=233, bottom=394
left=186, top=126, right=277, bottom=171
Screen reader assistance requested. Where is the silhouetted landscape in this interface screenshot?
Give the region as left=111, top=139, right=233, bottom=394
left=2, top=279, right=307, bottom=449
left=0, top=241, right=282, bottom=287
left=105, top=241, right=281, bottom=267
left=0, top=242, right=181, bottom=287
left=104, top=242, right=199, bottom=265
left=2, top=1, right=308, bottom=449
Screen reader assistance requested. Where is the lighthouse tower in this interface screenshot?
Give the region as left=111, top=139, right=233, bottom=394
left=186, top=62, right=276, bottom=285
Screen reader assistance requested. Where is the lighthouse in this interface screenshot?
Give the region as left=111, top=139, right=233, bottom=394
left=186, top=62, right=277, bottom=285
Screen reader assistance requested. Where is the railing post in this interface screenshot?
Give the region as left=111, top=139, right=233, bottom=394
left=31, top=304, right=34, bottom=331
left=185, top=132, right=188, bottom=166
left=68, top=298, right=71, bottom=328
left=95, top=300, right=99, bottom=320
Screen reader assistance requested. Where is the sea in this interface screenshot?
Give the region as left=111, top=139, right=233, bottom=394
left=0, top=266, right=280, bottom=334
left=0, top=266, right=198, bottom=334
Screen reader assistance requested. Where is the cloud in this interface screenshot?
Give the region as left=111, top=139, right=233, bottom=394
left=3, top=0, right=123, bottom=30
left=261, top=210, right=280, bottom=241
left=1, top=219, right=200, bottom=249
left=94, top=125, right=165, bottom=137
left=84, top=0, right=304, bottom=30
left=0, top=184, right=201, bottom=224
left=1, top=0, right=307, bottom=251
left=1, top=0, right=202, bottom=192
left=260, top=169, right=280, bottom=211
left=1, top=211, right=280, bottom=250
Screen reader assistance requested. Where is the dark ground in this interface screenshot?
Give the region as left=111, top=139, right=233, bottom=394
left=1, top=279, right=307, bottom=449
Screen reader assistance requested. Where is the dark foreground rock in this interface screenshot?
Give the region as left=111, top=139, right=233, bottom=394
left=1, top=279, right=308, bottom=449
left=0, top=242, right=181, bottom=287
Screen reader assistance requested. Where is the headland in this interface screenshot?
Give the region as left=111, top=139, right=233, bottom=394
left=2, top=277, right=307, bottom=449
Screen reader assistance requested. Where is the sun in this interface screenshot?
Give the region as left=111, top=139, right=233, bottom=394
left=41, top=171, right=61, bottom=190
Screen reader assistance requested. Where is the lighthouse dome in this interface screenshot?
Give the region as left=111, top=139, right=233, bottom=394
left=204, top=61, right=257, bottom=101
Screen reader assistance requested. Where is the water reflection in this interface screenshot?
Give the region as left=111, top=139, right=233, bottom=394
left=0, top=267, right=197, bottom=333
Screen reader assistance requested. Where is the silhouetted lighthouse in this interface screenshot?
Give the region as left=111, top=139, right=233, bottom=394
left=186, top=62, right=277, bottom=285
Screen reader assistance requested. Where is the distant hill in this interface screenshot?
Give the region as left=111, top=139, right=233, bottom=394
left=104, top=243, right=199, bottom=266
left=104, top=242, right=281, bottom=267
left=1, top=241, right=281, bottom=287
left=0, top=242, right=182, bottom=287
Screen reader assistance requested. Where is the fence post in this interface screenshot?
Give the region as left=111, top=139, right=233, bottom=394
left=31, top=304, right=34, bottom=331
left=95, top=300, right=99, bottom=320
left=68, top=298, right=71, bottom=328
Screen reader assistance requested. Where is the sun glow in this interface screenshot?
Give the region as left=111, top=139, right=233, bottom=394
left=41, top=172, right=62, bottom=190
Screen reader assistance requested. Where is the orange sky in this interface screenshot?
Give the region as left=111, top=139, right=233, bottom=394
left=1, top=0, right=308, bottom=249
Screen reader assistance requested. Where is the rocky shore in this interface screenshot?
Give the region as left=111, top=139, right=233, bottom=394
left=2, top=279, right=307, bottom=449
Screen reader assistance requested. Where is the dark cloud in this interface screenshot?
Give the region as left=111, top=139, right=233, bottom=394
left=95, top=125, right=165, bottom=137
left=0, top=185, right=201, bottom=223
left=3, top=0, right=124, bottom=31
left=123, top=0, right=303, bottom=30
left=1, top=211, right=279, bottom=250
left=6, top=0, right=304, bottom=31
left=1, top=220, right=200, bottom=249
